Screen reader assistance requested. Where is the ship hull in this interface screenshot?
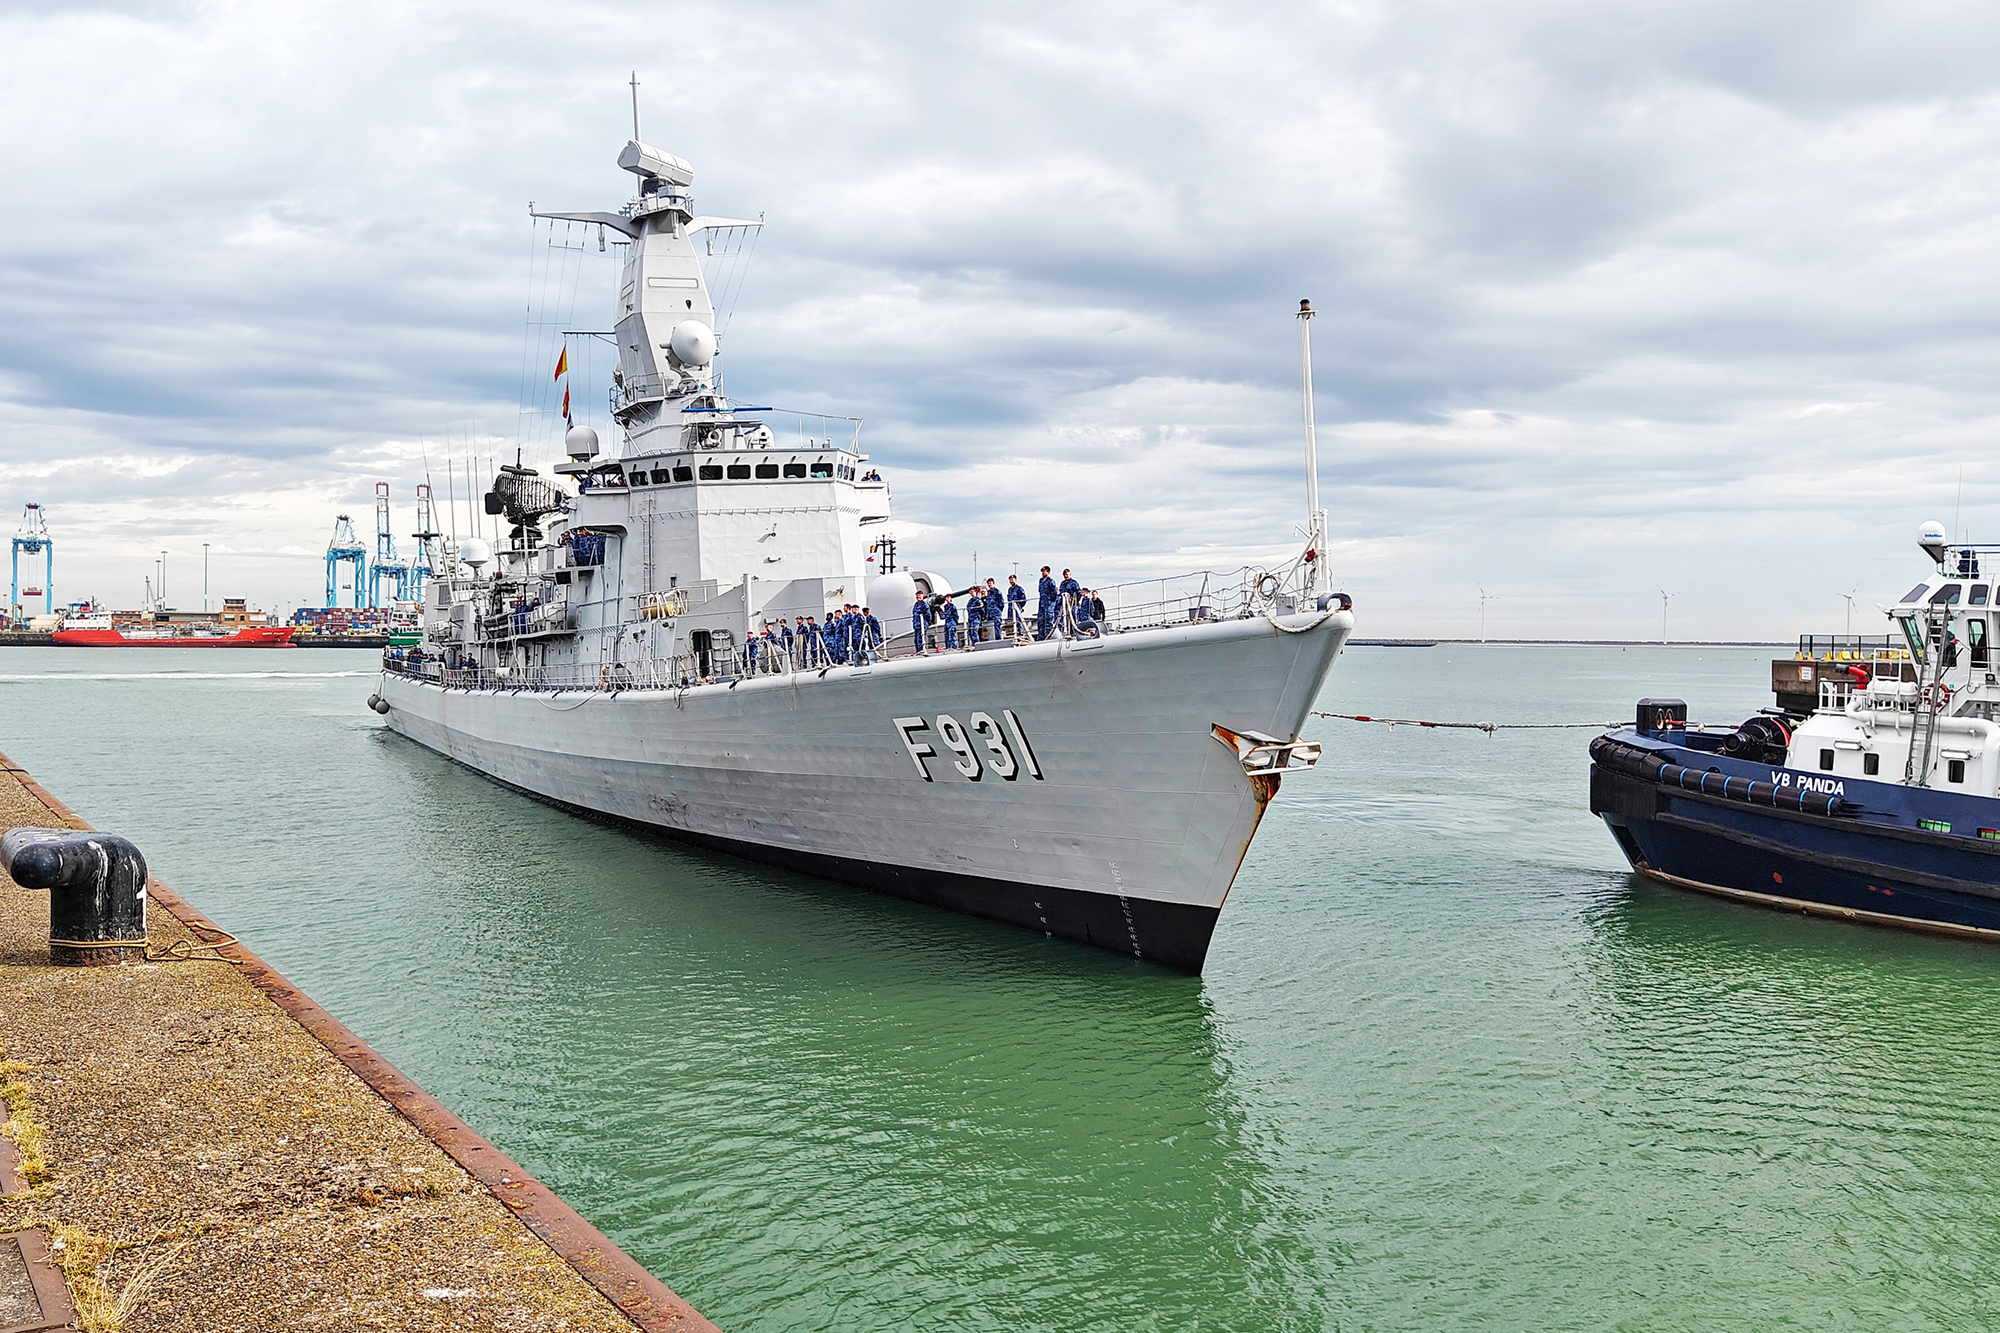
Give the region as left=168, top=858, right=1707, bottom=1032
left=51, top=627, right=298, bottom=647
left=379, top=611, right=1350, bottom=972
left=1592, top=731, right=2000, bottom=942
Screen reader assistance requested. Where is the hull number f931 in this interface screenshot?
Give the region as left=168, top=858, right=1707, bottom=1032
left=895, top=710, right=1043, bottom=782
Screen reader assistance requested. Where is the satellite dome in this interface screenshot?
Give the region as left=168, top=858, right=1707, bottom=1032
left=565, top=425, right=600, bottom=460
left=459, top=537, right=492, bottom=572
left=1920, top=520, right=1949, bottom=565
left=670, top=319, right=717, bottom=368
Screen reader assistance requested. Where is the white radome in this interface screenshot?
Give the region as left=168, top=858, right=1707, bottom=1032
left=670, top=319, right=716, bottom=367
left=458, top=537, right=492, bottom=572
left=1920, top=520, right=1949, bottom=563
left=565, top=425, right=600, bottom=459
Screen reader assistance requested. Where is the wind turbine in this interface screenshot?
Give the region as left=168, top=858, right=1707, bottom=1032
left=1841, top=585, right=1859, bottom=637
left=1657, top=587, right=1677, bottom=645
left=1478, top=586, right=1496, bottom=643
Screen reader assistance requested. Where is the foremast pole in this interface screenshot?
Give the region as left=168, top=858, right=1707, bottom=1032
left=1297, top=298, right=1326, bottom=602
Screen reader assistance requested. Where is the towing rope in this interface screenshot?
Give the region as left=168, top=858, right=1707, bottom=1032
left=1312, top=710, right=1638, bottom=735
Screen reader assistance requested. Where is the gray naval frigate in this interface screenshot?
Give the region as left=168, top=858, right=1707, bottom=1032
left=372, top=135, right=1354, bottom=973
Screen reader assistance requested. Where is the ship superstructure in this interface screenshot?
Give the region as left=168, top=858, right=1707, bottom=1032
left=374, top=135, right=1353, bottom=972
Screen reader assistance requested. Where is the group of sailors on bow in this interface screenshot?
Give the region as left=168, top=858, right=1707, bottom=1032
left=749, top=604, right=884, bottom=671
left=909, top=567, right=1105, bottom=654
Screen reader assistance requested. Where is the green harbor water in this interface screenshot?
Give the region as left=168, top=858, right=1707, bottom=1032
left=5, top=644, right=2000, bottom=1331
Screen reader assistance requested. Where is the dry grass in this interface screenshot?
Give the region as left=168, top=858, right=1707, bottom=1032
left=49, top=1227, right=188, bottom=1333
left=0, top=1057, right=49, bottom=1188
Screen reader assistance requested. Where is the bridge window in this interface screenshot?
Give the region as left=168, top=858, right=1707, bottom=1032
left=784, top=463, right=807, bottom=478
left=673, top=466, right=693, bottom=482
left=699, top=465, right=722, bottom=480
left=1901, top=583, right=1929, bottom=604
left=1930, top=584, right=1962, bottom=605
left=756, top=463, right=779, bottom=479
left=810, top=460, right=835, bottom=478
left=652, top=468, right=672, bottom=484
left=727, top=463, right=752, bottom=479
left=1864, top=753, right=1880, bottom=775
left=628, top=472, right=648, bottom=486
left=1973, top=585, right=1990, bottom=606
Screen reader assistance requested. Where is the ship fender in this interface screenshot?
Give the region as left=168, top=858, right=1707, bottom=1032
left=1588, top=735, right=1854, bottom=819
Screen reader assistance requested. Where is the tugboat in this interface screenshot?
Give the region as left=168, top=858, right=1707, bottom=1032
left=371, top=132, right=1354, bottom=973
left=1591, top=521, right=2000, bottom=942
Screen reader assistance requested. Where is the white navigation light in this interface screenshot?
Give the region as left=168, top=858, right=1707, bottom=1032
left=459, top=537, right=492, bottom=573
left=565, top=424, right=600, bottom=460
left=1920, top=520, right=1949, bottom=565
left=617, top=140, right=693, bottom=187
left=670, top=319, right=717, bottom=367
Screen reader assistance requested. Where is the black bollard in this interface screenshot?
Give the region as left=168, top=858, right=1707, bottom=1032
left=1, top=827, right=149, bottom=966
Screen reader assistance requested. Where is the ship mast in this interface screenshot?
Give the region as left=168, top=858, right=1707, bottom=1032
left=1297, top=299, right=1327, bottom=601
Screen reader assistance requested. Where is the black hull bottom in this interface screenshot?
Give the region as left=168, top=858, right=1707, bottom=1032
left=399, top=735, right=1222, bottom=973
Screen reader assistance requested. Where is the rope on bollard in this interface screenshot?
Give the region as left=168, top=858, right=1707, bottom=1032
left=1311, top=710, right=1639, bottom=735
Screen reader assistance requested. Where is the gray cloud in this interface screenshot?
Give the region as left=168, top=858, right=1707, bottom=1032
left=4, top=0, right=2000, bottom=635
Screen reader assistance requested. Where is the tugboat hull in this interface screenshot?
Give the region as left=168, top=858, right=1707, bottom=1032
left=1591, top=733, right=2000, bottom=941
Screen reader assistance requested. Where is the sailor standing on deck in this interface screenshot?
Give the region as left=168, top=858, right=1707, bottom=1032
left=780, top=617, right=796, bottom=666
left=965, top=587, right=986, bottom=643
left=984, top=579, right=1004, bottom=637
left=863, top=607, right=882, bottom=662
left=912, top=590, right=935, bottom=653
left=1036, top=567, right=1058, bottom=640
left=940, top=593, right=962, bottom=650
left=1059, top=569, right=1081, bottom=623
left=1005, top=576, right=1027, bottom=637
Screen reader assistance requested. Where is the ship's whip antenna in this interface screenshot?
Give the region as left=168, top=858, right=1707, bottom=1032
left=1297, top=298, right=1326, bottom=601
left=630, top=71, right=641, bottom=141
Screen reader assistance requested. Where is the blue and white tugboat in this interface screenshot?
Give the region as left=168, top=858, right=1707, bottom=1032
left=1591, top=521, right=2000, bottom=942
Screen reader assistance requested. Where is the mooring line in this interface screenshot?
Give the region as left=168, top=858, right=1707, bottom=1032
left=1311, top=710, right=1639, bottom=735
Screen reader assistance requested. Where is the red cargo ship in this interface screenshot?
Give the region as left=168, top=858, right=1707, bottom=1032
left=51, top=615, right=297, bottom=648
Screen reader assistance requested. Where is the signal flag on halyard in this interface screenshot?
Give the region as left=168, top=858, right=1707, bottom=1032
left=562, top=383, right=571, bottom=423
left=553, top=346, right=568, bottom=380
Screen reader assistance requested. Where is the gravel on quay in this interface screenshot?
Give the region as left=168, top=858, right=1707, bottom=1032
left=0, top=751, right=718, bottom=1332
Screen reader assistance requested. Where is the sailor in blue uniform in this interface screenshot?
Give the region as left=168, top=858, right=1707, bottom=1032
left=912, top=591, right=934, bottom=653
left=1059, top=569, right=1081, bottom=628
left=1005, top=576, right=1027, bottom=636
left=1036, top=566, right=1058, bottom=640
left=863, top=607, right=882, bottom=661
left=964, top=588, right=986, bottom=643
left=780, top=618, right=796, bottom=666
left=940, top=593, right=962, bottom=650
left=984, top=579, right=1004, bottom=636
left=1072, top=591, right=1096, bottom=637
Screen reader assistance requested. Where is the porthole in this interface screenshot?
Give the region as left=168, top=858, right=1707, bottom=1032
left=1950, top=759, right=1967, bottom=784
left=1819, top=749, right=1835, bottom=770
left=1863, top=753, right=1879, bottom=776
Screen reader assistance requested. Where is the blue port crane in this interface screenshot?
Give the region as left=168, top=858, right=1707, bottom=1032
left=325, top=514, right=368, bottom=608
left=10, top=503, right=52, bottom=625
left=369, top=482, right=414, bottom=608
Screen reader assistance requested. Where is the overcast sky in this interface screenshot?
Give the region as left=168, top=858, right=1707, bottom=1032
left=5, top=0, right=2000, bottom=637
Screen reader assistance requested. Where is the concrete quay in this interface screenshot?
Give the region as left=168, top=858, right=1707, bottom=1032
left=0, top=749, right=719, bottom=1332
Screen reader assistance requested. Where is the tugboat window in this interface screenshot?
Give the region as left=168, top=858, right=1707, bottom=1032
left=784, top=463, right=807, bottom=478
left=699, top=465, right=723, bottom=480
left=756, top=463, right=780, bottom=479
left=652, top=468, right=672, bottom=484
left=1974, top=585, right=1992, bottom=606
left=1901, top=583, right=1930, bottom=604
left=1930, top=584, right=1963, bottom=605
left=1864, top=753, right=1880, bottom=775
left=1950, top=759, right=1967, bottom=784
left=810, top=460, right=835, bottom=478
left=1820, top=749, right=1835, bottom=770
left=727, top=464, right=752, bottom=479
left=673, top=466, right=693, bottom=482
left=1972, top=617, right=1990, bottom=667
